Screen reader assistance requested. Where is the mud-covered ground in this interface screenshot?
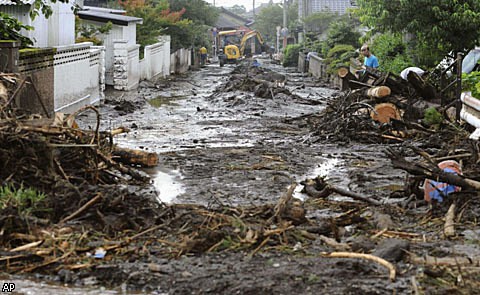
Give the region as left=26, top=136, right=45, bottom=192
left=4, top=58, right=480, bottom=294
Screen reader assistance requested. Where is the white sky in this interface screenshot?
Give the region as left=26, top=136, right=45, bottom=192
left=204, top=0, right=275, bottom=9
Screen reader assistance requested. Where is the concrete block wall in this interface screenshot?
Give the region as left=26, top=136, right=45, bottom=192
left=308, top=54, right=342, bottom=88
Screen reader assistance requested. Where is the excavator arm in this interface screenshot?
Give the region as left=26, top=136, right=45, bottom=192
left=239, top=31, right=264, bottom=56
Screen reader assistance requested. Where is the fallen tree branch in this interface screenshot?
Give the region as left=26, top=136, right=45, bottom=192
left=385, top=148, right=480, bottom=190
left=321, top=251, right=396, bottom=282
left=444, top=203, right=456, bottom=238
left=59, top=193, right=103, bottom=224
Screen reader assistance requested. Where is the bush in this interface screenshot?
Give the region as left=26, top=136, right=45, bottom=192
left=371, top=32, right=413, bottom=74
left=283, top=44, right=303, bottom=67
left=326, top=44, right=356, bottom=74
left=462, top=71, right=480, bottom=98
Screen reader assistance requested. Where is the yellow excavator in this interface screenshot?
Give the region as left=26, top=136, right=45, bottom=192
left=217, top=30, right=265, bottom=67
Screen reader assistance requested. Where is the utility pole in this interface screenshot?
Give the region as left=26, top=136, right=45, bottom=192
left=282, top=0, right=288, bottom=51
left=253, top=0, right=255, bottom=19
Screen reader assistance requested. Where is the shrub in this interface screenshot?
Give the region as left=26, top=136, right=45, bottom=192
left=326, top=44, right=356, bottom=74
left=283, top=44, right=303, bottom=67
left=462, top=71, right=480, bottom=99
left=0, top=184, right=46, bottom=215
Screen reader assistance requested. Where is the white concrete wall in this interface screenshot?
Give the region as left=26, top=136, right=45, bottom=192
left=53, top=42, right=103, bottom=113
left=127, top=44, right=141, bottom=90
left=308, top=54, right=341, bottom=88
left=140, top=36, right=171, bottom=80
left=113, top=40, right=140, bottom=90
left=170, top=48, right=191, bottom=74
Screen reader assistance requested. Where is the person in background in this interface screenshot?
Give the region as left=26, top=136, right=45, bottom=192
left=199, top=46, right=207, bottom=67
left=355, top=44, right=379, bottom=78
left=360, top=44, right=379, bottom=70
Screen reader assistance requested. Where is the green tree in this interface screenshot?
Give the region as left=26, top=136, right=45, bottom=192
left=325, top=19, right=361, bottom=51
left=168, top=0, right=218, bottom=27
left=254, top=2, right=298, bottom=44
left=226, top=5, right=247, bottom=17
left=355, top=0, right=480, bottom=61
left=120, top=0, right=193, bottom=52
left=303, top=11, right=338, bottom=33
left=371, top=32, right=412, bottom=74
left=254, top=4, right=283, bottom=44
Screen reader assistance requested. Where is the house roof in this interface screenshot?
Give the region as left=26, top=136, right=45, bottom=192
left=216, top=7, right=252, bottom=30
left=0, top=0, right=34, bottom=5
left=77, top=9, right=143, bottom=26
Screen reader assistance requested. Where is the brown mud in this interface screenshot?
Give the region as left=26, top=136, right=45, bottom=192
left=1, top=58, right=480, bottom=294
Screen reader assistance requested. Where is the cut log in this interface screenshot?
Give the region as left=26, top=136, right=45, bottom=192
left=366, top=86, right=391, bottom=98
left=0, top=82, right=7, bottom=103
left=337, top=66, right=359, bottom=91
left=406, top=71, right=438, bottom=101
left=370, top=103, right=402, bottom=123
left=113, top=147, right=159, bottom=167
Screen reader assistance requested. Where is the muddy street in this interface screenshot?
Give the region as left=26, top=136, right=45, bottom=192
left=73, top=59, right=417, bottom=294
left=87, top=60, right=403, bottom=207
left=3, top=58, right=480, bottom=295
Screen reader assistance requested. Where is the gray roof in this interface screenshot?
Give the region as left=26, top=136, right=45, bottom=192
left=77, top=9, right=143, bottom=26
left=0, top=0, right=34, bottom=5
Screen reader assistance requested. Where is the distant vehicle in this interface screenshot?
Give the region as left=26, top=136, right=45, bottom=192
left=218, top=45, right=240, bottom=67
left=216, top=29, right=266, bottom=66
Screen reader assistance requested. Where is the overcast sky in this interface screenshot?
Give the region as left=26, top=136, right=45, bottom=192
left=204, top=0, right=275, bottom=9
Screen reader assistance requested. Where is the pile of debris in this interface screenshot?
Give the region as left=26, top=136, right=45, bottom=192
left=215, top=62, right=296, bottom=99
left=0, top=73, right=310, bottom=275
left=306, top=67, right=471, bottom=146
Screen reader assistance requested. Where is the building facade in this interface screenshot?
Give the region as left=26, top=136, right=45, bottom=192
left=299, top=0, right=355, bottom=19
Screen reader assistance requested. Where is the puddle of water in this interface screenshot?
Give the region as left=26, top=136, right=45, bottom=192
left=151, top=168, right=184, bottom=203
left=148, top=96, right=182, bottom=107
left=294, top=157, right=340, bottom=201
left=0, top=277, right=142, bottom=295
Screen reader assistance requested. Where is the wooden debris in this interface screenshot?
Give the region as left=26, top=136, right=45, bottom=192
left=366, top=86, right=391, bottom=98
left=301, top=176, right=382, bottom=206
left=370, top=103, right=401, bottom=123
left=113, top=147, right=159, bottom=167
left=410, top=254, right=480, bottom=266
left=322, top=251, right=396, bottom=282
left=444, top=203, right=456, bottom=238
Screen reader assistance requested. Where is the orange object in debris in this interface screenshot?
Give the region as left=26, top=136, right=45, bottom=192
left=424, top=160, right=462, bottom=203
left=370, top=103, right=401, bottom=123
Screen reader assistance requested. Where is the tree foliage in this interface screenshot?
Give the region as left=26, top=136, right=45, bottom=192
left=168, top=0, right=218, bottom=27
left=370, top=32, right=412, bottom=74
left=325, top=19, right=361, bottom=50
left=120, top=0, right=204, bottom=51
left=355, top=0, right=480, bottom=56
left=254, top=4, right=283, bottom=44
left=254, top=3, right=298, bottom=44
left=0, top=13, right=33, bottom=47
left=303, top=11, right=338, bottom=33
left=226, top=5, right=247, bottom=17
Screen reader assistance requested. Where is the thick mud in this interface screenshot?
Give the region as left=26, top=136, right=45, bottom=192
left=7, top=58, right=479, bottom=294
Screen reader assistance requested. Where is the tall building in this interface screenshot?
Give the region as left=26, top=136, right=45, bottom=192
left=298, top=0, right=355, bottom=19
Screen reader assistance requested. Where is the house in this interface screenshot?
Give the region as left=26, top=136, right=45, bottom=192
left=0, top=0, right=104, bottom=115
left=216, top=7, right=253, bottom=31
left=77, top=6, right=143, bottom=89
